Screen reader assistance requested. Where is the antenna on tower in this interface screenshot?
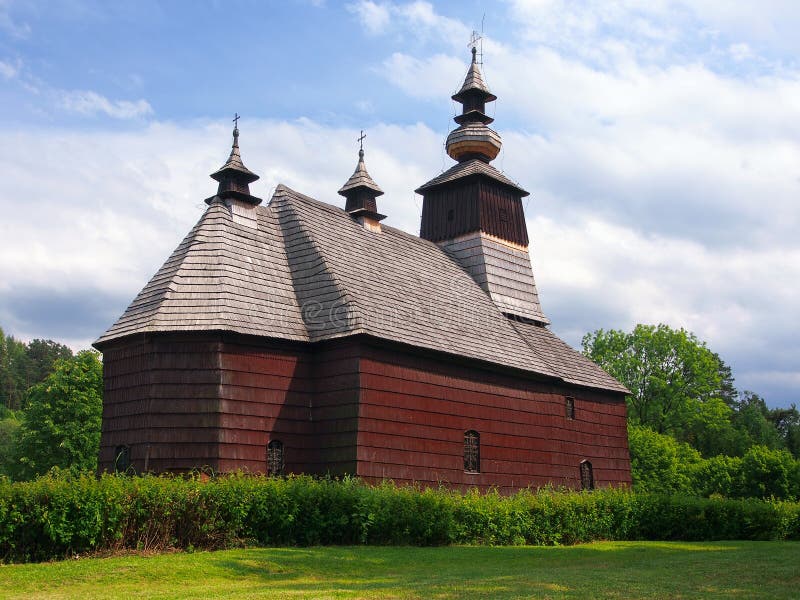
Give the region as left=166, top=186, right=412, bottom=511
left=468, top=14, right=486, bottom=65
left=468, top=30, right=483, bottom=66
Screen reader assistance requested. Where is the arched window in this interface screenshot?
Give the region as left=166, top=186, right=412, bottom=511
left=464, top=430, right=480, bottom=473
left=114, top=445, right=131, bottom=473
left=267, top=440, right=284, bottom=476
left=580, top=460, right=594, bottom=491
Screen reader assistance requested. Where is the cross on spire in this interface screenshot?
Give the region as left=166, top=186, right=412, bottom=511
left=233, top=113, right=240, bottom=129
left=358, top=130, right=366, bottom=151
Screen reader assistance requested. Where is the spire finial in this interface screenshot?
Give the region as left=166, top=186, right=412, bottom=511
left=358, top=130, right=366, bottom=159
left=232, top=113, right=240, bottom=147
left=471, top=45, right=477, bottom=63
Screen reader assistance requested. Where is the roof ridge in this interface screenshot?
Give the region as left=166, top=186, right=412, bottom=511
left=271, top=190, right=368, bottom=337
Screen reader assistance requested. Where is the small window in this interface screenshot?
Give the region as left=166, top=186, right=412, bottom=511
left=580, top=460, right=594, bottom=491
left=447, top=209, right=455, bottom=222
left=114, top=445, right=131, bottom=473
left=267, top=440, right=285, bottom=476
left=499, top=208, right=509, bottom=223
left=565, top=396, right=575, bottom=420
left=464, top=430, right=480, bottom=473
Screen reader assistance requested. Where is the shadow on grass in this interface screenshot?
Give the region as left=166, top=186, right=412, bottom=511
left=204, top=542, right=793, bottom=598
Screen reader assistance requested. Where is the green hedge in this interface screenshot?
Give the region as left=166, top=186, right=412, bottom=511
left=1, top=473, right=798, bottom=563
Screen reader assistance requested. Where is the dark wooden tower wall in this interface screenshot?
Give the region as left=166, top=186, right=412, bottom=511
left=420, top=179, right=529, bottom=247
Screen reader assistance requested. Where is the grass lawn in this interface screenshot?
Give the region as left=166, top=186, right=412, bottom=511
left=1, top=541, right=798, bottom=599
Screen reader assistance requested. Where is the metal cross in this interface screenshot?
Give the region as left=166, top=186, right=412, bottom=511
left=358, top=130, right=366, bottom=151
left=233, top=113, right=240, bottom=128
left=468, top=30, right=482, bottom=50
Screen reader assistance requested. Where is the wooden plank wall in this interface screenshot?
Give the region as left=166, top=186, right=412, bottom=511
left=355, top=342, right=631, bottom=492
left=100, top=334, right=630, bottom=491
left=310, top=340, right=360, bottom=475
left=216, top=338, right=312, bottom=474
left=99, top=336, right=225, bottom=473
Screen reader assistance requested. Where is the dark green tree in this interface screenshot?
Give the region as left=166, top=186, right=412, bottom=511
left=731, top=391, right=785, bottom=452
left=582, top=324, right=725, bottom=437
left=12, top=350, right=103, bottom=479
left=767, top=403, right=800, bottom=458
left=24, top=338, right=73, bottom=392
left=0, top=330, right=31, bottom=411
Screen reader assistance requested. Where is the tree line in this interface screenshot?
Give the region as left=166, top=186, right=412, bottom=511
left=1, top=322, right=798, bottom=499
left=584, top=323, right=800, bottom=497
left=0, top=327, right=102, bottom=480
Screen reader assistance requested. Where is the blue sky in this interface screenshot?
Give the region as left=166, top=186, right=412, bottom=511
left=1, top=1, right=798, bottom=407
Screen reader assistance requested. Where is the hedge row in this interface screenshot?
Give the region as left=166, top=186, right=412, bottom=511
left=1, top=473, right=799, bottom=563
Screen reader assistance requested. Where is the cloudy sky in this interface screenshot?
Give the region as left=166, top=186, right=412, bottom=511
left=0, top=1, right=798, bottom=407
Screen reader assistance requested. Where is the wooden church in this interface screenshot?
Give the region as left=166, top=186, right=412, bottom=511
left=94, top=48, right=631, bottom=491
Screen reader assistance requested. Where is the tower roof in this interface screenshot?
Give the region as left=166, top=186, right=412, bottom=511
left=210, top=125, right=259, bottom=185
left=207, top=118, right=262, bottom=205
left=338, top=148, right=384, bottom=196
left=452, top=46, right=497, bottom=103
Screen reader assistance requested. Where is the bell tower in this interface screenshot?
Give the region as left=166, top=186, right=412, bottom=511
left=416, top=48, right=548, bottom=324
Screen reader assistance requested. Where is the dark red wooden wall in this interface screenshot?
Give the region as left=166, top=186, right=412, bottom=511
left=355, top=342, right=630, bottom=491
left=99, top=333, right=631, bottom=491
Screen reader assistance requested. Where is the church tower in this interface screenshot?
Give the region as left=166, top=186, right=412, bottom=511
left=416, top=47, right=548, bottom=324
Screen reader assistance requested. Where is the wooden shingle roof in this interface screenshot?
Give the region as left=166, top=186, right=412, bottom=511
left=415, top=159, right=528, bottom=196
left=96, top=185, right=626, bottom=394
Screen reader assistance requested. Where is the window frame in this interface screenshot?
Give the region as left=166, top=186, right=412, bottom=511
left=267, top=439, right=285, bottom=476
left=580, top=460, right=595, bottom=491
left=464, top=430, right=480, bottom=474
left=565, top=396, right=575, bottom=420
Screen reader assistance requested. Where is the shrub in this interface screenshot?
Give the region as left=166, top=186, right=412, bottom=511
left=1, top=473, right=799, bottom=563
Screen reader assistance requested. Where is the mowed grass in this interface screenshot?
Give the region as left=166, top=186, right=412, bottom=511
left=1, top=541, right=798, bottom=599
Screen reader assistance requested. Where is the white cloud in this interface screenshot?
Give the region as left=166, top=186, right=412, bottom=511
left=0, top=57, right=20, bottom=79
left=348, top=1, right=470, bottom=47
left=347, top=0, right=391, bottom=35
left=59, top=90, right=153, bottom=120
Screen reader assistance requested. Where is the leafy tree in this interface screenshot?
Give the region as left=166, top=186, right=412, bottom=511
left=0, top=409, right=20, bottom=477
left=767, top=403, right=800, bottom=458
left=739, top=445, right=799, bottom=500
left=12, top=350, right=103, bottom=479
left=683, top=396, right=746, bottom=457
left=24, top=338, right=73, bottom=392
left=0, top=329, right=30, bottom=411
left=582, top=324, right=724, bottom=437
left=732, top=391, right=785, bottom=452
left=627, top=424, right=701, bottom=494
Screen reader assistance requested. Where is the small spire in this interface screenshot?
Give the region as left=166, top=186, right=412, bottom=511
left=446, top=48, right=501, bottom=163
left=207, top=115, right=262, bottom=205
left=338, top=136, right=386, bottom=227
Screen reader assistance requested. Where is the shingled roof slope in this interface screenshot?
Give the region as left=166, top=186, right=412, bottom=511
left=272, top=185, right=557, bottom=376
left=510, top=320, right=630, bottom=394
left=97, top=186, right=625, bottom=394
left=95, top=199, right=308, bottom=346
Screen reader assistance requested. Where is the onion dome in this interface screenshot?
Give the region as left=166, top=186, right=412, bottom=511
left=207, top=117, right=262, bottom=205
left=338, top=147, right=386, bottom=223
left=445, top=47, right=502, bottom=163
